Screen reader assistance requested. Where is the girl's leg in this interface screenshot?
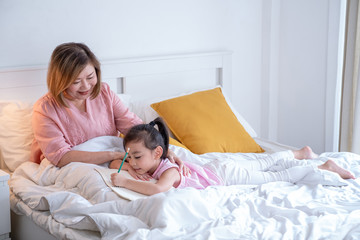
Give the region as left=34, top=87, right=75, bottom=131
left=207, top=159, right=355, bottom=185
left=292, top=146, right=318, bottom=160
left=272, top=153, right=357, bottom=179
left=206, top=159, right=317, bottom=185
left=249, top=146, right=318, bottom=171
left=235, top=166, right=320, bottom=185
left=212, top=146, right=317, bottom=172
left=318, top=160, right=355, bottom=179
left=235, top=150, right=294, bottom=171
left=267, top=146, right=320, bottom=171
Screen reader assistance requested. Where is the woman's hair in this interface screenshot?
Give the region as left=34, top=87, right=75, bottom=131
left=124, top=117, right=169, bottom=159
left=47, top=42, right=102, bottom=107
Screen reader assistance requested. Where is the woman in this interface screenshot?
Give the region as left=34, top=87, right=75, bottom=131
left=30, top=42, right=185, bottom=178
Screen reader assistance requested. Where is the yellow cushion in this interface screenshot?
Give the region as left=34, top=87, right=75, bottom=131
left=169, top=137, right=189, bottom=150
left=151, top=87, right=264, bottom=154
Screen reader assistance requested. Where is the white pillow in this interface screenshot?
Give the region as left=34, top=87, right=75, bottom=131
left=0, top=102, right=33, bottom=172
left=129, top=86, right=258, bottom=138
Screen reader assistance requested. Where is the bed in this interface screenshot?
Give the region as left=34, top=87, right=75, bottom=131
left=1, top=52, right=360, bottom=240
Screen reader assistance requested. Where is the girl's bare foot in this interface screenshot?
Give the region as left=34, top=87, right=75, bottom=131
left=318, top=160, right=355, bottom=179
left=293, top=146, right=318, bottom=160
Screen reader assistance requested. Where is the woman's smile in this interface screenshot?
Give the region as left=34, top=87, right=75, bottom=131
left=78, top=90, right=90, bottom=96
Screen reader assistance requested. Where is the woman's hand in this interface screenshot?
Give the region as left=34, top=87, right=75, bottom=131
left=167, top=149, right=191, bottom=176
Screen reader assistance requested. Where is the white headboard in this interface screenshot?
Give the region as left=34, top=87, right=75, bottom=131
left=0, top=51, right=232, bottom=103
left=0, top=51, right=232, bottom=172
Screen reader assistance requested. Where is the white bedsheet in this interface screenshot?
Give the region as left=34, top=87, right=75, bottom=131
left=9, top=136, right=360, bottom=240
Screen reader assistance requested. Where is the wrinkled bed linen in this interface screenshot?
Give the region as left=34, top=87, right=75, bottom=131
left=9, top=136, right=360, bottom=240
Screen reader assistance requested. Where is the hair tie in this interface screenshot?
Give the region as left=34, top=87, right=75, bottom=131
left=149, top=121, right=156, bottom=127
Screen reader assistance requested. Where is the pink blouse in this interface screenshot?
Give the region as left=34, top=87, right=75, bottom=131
left=152, top=159, right=223, bottom=189
left=30, top=83, right=142, bottom=165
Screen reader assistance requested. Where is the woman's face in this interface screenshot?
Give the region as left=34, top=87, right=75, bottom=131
left=65, top=64, right=97, bottom=101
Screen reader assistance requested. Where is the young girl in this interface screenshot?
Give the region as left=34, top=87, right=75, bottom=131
left=110, top=117, right=355, bottom=196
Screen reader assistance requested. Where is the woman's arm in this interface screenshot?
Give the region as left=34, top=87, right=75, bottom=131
left=57, top=150, right=125, bottom=167
left=110, top=168, right=180, bottom=196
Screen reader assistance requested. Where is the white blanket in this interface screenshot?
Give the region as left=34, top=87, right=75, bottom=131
left=9, top=136, right=360, bottom=240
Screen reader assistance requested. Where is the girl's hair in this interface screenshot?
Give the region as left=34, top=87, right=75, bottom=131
left=124, top=117, right=169, bottom=159
left=47, top=42, right=102, bottom=107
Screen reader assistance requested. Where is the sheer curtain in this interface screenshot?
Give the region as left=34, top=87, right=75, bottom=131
left=340, top=0, right=360, bottom=153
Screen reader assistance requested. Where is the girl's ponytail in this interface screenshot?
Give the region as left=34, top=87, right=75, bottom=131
left=151, top=117, right=169, bottom=158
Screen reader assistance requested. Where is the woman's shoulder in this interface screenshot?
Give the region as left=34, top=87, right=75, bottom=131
left=33, top=93, right=54, bottom=108
left=33, top=93, right=60, bottom=114
left=100, top=82, right=111, bottom=93
left=97, top=82, right=122, bottom=105
left=98, top=82, right=114, bottom=99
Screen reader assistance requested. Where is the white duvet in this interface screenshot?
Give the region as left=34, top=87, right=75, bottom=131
left=9, top=136, right=360, bottom=240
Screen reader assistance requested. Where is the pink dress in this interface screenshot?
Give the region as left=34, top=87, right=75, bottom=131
left=30, top=83, right=142, bottom=165
left=152, top=158, right=223, bottom=189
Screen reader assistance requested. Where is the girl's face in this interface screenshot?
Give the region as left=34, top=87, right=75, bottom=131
left=65, top=64, right=97, bottom=101
left=125, top=141, right=162, bottom=175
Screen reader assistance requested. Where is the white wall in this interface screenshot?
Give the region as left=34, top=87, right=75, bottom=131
left=0, top=0, right=263, bottom=130
left=0, top=0, right=345, bottom=153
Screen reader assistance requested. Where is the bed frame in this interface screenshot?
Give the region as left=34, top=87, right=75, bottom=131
left=0, top=51, right=232, bottom=102
left=0, top=51, right=232, bottom=240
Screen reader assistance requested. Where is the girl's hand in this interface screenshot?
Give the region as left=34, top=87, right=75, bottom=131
left=167, top=149, right=191, bottom=176
left=111, top=173, right=127, bottom=187
left=127, top=166, right=153, bottom=181
left=110, top=159, right=152, bottom=181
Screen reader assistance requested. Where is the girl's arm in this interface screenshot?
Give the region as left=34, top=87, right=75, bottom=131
left=110, top=168, right=180, bottom=196
left=109, top=160, right=152, bottom=181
